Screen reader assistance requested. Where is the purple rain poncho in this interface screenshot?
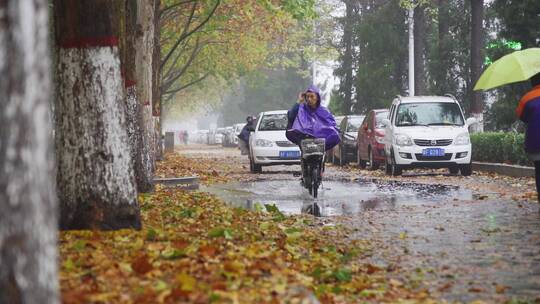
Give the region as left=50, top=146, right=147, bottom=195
left=286, top=85, right=340, bottom=151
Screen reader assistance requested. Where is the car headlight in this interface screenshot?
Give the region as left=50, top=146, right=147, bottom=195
left=255, top=139, right=273, bottom=147
left=394, top=133, right=413, bottom=146
left=454, top=132, right=470, bottom=145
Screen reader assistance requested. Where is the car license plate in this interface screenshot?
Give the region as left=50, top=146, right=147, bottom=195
left=279, top=151, right=300, bottom=159
left=422, top=148, right=444, bottom=157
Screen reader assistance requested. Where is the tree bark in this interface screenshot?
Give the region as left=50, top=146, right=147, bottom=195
left=414, top=4, right=427, bottom=95
left=121, top=0, right=154, bottom=193
left=470, top=0, right=484, bottom=132
left=0, top=1, right=59, bottom=302
left=153, top=0, right=163, bottom=161
left=54, top=0, right=141, bottom=230
left=135, top=0, right=156, bottom=192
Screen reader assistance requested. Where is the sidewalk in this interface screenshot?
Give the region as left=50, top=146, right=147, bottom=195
left=472, top=161, right=535, bottom=178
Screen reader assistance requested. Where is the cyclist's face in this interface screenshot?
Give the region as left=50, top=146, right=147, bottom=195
left=305, top=92, right=318, bottom=108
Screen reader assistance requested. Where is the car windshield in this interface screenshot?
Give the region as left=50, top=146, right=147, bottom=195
left=375, top=111, right=389, bottom=128
left=346, top=118, right=364, bottom=132
left=396, top=103, right=464, bottom=127
left=258, top=114, right=288, bottom=131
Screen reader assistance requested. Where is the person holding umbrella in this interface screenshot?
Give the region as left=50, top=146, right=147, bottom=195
left=475, top=48, right=540, bottom=204
left=516, top=72, right=540, bottom=203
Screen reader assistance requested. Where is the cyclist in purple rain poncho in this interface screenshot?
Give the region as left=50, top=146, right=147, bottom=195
left=286, top=85, right=340, bottom=151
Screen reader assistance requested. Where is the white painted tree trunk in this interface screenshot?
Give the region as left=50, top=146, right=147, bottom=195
left=55, top=45, right=141, bottom=229
left=0, top=1, right=59, bottom=302
left=136, top=0, right=156, bottom=191
left=470, top=112, right=484, bottom=133
left=126, top=85, right=143, bottom=176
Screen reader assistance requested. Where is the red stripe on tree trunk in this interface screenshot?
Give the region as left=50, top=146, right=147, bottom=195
left=59, top=36, right=119, bottom=49
left=125, top=80, right=136, bottom=88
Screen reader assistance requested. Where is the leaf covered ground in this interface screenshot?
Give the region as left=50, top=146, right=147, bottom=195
left=60, top=153, right=435, bottom=303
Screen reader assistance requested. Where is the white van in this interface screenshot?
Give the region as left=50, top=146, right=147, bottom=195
left=382, top=95, right=478, bottom=176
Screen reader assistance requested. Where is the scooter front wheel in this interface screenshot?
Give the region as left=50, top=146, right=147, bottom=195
left=311, top=164, right=319, bottom=198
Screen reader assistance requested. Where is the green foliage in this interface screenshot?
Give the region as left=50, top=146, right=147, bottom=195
left=492, top=0, right=540, bottom=49
left=160, top=0, right=314, bottom=111
left=354, top=2, right=408, bottom=113
left=484, top=82, right=529, bottom=131
left=328, top=89, right=345, bottom=116
left=482, top=0, right=540, bottom=129
left=471, top=132, right=531, bottom=166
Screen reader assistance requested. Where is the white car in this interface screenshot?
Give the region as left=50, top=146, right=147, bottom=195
left=248, top=110, right=301, bottom=173
left=382, top=95, right=477, bottom=176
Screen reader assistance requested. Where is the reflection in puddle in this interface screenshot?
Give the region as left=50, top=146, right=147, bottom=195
left=202, top=179, right=473, bottom=217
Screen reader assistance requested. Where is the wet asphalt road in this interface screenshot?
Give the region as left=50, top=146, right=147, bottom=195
left=181, top=145, right=540, bottom=303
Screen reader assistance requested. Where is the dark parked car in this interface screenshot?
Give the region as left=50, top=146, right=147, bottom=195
left=333, top=115, right=365, bottom=166
left=357, top=109, right=389, bottom=170
left=327, top=115, right=345, bottom=164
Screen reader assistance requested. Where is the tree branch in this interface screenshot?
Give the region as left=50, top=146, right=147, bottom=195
left=161, top=38, right=204, bottom=91
left=161, top=1, right=198, bottom=69
left=160, top=0, right=197, bottom=17
left=160, top=0, right=220, bottom=69
left=163, top=72, right=211, bottom=96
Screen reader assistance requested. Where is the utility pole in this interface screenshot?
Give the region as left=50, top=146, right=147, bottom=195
left=408, top=7, right=415, bottom=96
left=312, top=61, right=316, bottom=85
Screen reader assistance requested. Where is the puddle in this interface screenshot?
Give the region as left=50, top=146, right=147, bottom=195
left=201, top=178, right=473, bottom=216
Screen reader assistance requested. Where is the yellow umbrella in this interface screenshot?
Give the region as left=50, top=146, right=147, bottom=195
left=474, top=48, right=540, bottom=91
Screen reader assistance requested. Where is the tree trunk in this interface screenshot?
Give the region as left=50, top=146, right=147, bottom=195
left=118, top=1, right=145, bottom=193
left=341, top=0, right=354, bottom=114
left=470, top=0, right=484, bottom=132
left=414, top=4, right=427, bottom=95
left=135, top=0, right=156, bottom=192
left=436, top=0, right=451, bottom=95
left=153, top=0, right=163, bottom=161
left=54, top=0, right=141, bottom=230
left=0, top=1, right=59, bottom=302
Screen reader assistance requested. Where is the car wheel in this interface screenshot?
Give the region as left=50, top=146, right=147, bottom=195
left=357, top=151, right=367, bottom=169
left=460, top=164, right=472, bottom=176
left=366, top=147, right=379, bottom=170
left=384, top=151, right=392, bottom=175
left=249, top=155, right=256, bottom=173
left=390, top=150, right=402, bottom=176
left=449, top=166, right=459, bottom=174
left=339, top=148, right=348, bottom=166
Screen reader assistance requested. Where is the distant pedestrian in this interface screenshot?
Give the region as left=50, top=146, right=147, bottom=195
left=183, top=130, right=189, bottom=145
left=238, top=116, right=255, bottom=155
left=516, top=72, right=540, bottom=204
left=178, top=130, right=184, bottom=144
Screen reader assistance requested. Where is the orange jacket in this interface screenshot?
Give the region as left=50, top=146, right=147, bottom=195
left=516, top=85, right=540, bottom=119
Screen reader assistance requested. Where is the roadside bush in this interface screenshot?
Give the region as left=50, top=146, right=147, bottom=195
left=470, top=132, right=531, bottom=166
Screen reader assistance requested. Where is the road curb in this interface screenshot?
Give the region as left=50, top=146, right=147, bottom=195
left=154, top=177, right=200, bottom=190
left=472, top=161, right=535, bottom=178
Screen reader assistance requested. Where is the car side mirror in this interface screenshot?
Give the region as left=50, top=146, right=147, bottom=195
left=381, top=118, right=390, bottom=127
left=466, top=117, right=478, bottom=126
